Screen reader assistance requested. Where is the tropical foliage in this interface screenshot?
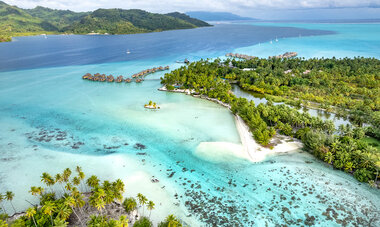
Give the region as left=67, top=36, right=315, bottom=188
left=0, top=1, right=210, bottom=42
left=0, top=167, right=182, bottom=226
left=161, top=58, right=380, bottom=186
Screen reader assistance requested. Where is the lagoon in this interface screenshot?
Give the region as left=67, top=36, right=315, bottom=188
left=0, top=22, right=379, bottom=226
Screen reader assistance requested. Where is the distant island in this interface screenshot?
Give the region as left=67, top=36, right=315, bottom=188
left=0, top=1, right=210, bottom=42
left=186, top=11, right=257, bottom=21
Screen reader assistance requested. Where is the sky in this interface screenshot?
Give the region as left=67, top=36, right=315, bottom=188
left=3, top=0, right=380, bottom=20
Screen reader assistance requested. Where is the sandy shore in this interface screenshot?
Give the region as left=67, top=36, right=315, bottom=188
left=159, top=85, right=302, bottom=162
left=235, top=115, right=303, bottom=162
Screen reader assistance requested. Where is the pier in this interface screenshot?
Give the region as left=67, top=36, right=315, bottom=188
left=81, top=66, right=170, bottom=83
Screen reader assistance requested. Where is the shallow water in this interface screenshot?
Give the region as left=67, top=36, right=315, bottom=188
left=0, top=22, right=379, bottom=226
left=235, top=22, right=380, bottom=59
left=231, top=85, right=351, bottom=129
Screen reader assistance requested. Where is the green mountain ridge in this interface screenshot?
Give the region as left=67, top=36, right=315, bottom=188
left=25, top=6, right=88, bottom=30
left=0, top=1, right=210, bottom=41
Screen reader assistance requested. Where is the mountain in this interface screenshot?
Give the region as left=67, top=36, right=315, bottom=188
left=165, top=12, right=211, bottom=27
left=186, top=11, right=257, bottom=21
left=0, top=1, right=210, bottom=41
left=65, top=9, right=210, bottom=34
left=25, top=6, right=88, bottom=30
left=0, top=1, right=58, bottom=35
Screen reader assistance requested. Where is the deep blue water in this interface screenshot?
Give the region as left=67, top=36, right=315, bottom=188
left=0, top=23, right=379, bottom=226
left=0, top=24, right=332, bottom=72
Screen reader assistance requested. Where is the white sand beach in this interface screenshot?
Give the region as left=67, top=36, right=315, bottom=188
left=235, top=115, right=303, bottom=162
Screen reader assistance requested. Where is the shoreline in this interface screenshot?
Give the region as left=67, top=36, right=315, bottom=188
left=159, top=86, right=302, bottom=162
left=235, top=115, right=303, bottom=162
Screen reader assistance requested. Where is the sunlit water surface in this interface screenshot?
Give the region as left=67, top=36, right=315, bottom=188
left=0, top=23, right=379, bottom=226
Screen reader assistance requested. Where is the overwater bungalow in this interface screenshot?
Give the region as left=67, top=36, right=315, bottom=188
left=106, top=75, right=114, bottom=82
left=116, top=75, right=124, bottom=83
left=82, top=65, right=171, bottom=84
left=271, top=52, right=298, bottom=59
left=225, top=53, right=256, bottom=60
left=82, top=73, right=92, bottom=79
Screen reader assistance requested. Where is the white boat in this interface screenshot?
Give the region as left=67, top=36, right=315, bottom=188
left=270, top=40, right=273, bottom=44
left=126, top=50, right=131, bottom=54
left=275, top=37, right=278, bottom=42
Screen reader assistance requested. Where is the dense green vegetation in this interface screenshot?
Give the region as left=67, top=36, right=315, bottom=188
left=165, top=12, right=210, bottom=27
left=0, top=167, right=182, bottom=226
left=0, top=1, right=58, bottom=37
left=0, top=1, right=210, bottom=41
left=25, top=6, right=88, bottom=30
left=161, top=58, right=380, bottom=186
left=229, top=57, right=380, bottom=129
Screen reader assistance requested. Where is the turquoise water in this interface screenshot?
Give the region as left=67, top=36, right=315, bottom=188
left=0, top=23, right=379, bottom=226
left=236, top=22, right=380, bottom=58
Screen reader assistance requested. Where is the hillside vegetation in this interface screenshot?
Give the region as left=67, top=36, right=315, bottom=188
left=0, top=1, right=210, bottom=41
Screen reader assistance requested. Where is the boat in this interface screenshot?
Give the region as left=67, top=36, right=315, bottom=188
left=126, top=50, right=131, bottom=54
left=276, top=37, right=278, bottom=42
left=270, top=40, right=273, bottom=44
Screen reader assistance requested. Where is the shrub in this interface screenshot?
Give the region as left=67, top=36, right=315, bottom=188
left=123, top=197, right=137, bottom=213
left=354, top=169, right=373, bottom=183
left=133, top=217, right=152, bottom=227
left=166, top=85, right=175, bottom=90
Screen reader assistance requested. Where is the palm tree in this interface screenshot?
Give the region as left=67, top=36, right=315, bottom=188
left=115, top=179, right=125, bottom=193
left=123, top=197, right=137, bottom=214
left=42, top=201, right=57, bottom=226
left=324, top=151, right=334, bottom=164
left=53, top=218, right=68, bottom=227
left=5, top=191, right=15, bottom=214
left=165, top=214, right=181, bottom=227
left=78, top=171, right=86, bottom=192
left=41, top=172, right=55, bottom=192
left=55, top=173, right=65, bottom=194
left=65, top=183, right=73, bottom=192
left=89, top=188, right=106, bottom=216
left=72, top=192, right=85, bottom=216
left=147, top=201, right=155, bottom=218
left=56, top=205, right=71, bottom=221
left=104, top=190, right=115, bottom=205
left=86, top=175, right=100, bottom=189
left=64, top=196, right=84, bottom=227
left=118, top=215, right=129, bottom=227
left=75, top=166, right=82, bottom=175
left=137, top=194, right=148, bottom=216
left=26, top=207, right=37, bottom=227
left=94, top=199, right=106, bottom=216
left=29, top=186, right=44, bottom=197
left=72, top=177, right=81, bottom=188
left=62, top=168, right=72, bottom=183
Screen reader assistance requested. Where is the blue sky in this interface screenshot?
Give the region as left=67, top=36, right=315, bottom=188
left=4, top=0, right=380, bottom=20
